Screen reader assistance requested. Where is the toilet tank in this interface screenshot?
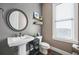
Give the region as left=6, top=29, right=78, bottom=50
left=35, top=36, right=42, bottom=43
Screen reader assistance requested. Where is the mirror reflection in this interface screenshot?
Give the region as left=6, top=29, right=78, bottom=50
left=7, top=9, right=28, bottom=31
left=9, top=11, right=27, bottom=30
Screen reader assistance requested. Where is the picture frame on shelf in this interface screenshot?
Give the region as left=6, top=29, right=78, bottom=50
left=33, top=12, right=39, bottom=20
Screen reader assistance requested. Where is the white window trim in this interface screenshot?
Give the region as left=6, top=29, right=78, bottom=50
left=52, top=4, right=78, bottom=44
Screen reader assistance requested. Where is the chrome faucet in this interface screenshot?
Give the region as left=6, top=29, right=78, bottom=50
left=18, top=33, right=22, bottom=37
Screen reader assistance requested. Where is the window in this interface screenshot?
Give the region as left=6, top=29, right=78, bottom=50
left=52, top=3, right=78, bottom=43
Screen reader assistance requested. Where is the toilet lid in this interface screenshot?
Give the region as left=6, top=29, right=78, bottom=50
left=40, top=42, right=50, bottom=48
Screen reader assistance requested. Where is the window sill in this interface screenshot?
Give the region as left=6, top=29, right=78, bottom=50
left=53, top=38, right=78, bottom=44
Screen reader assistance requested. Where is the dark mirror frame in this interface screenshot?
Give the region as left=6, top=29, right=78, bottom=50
left=6, top=8, right=28, bottom=32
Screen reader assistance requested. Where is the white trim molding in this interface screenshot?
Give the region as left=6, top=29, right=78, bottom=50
left=50, top=46, right=71, bottom=55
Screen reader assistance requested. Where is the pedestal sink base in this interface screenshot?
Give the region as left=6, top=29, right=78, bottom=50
left=18, top=44, right=26, bottom=55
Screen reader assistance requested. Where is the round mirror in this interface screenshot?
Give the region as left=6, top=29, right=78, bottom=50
left=6, top=9, right=28, bottom=31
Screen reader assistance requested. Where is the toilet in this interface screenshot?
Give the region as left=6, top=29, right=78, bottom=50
left=36, top=36, right=50, bottom=55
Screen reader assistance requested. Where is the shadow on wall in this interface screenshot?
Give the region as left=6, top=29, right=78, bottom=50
left=0, top=39, right=18, bottom=55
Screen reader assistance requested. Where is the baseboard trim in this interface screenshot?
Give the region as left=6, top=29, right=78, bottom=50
left=50, top=46, right=71, bottom=55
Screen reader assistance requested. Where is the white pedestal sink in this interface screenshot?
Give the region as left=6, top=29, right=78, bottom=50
left=18, top=44, right=27, bottom=55
left=7, top=35, right=34, bottom=55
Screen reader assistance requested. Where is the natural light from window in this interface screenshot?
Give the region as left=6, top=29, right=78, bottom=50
left=52, top=3, right=78, bottom=43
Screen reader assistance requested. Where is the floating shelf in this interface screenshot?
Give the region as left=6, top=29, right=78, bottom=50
left=34, top=18, right=42, bottom=22
left=33, top=21, right=43, bottom=25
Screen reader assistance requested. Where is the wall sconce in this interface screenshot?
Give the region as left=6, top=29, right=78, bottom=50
left=0, top=8, right=4, bottom=19
left=0, top=8, right=4, bottom=11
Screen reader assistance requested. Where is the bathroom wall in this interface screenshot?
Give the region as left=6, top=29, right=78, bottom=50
left=42, top=3, right=79, bottom=53
left=0, top=3, right=41, bottom=55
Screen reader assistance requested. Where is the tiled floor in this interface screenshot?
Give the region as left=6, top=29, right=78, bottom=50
left=48, top=49, right=62, bottom=55
left=50, top=51, right=62, bottom=55
left=37, top=51, right=61, bottom=55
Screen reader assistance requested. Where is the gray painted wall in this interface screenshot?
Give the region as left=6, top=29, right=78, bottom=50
left=0, top=3, right=41, bottom=55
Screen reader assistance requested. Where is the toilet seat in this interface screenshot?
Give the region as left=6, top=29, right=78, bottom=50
left=40, top=42, right=50, bottom=49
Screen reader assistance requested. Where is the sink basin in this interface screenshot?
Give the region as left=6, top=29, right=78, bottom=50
left=7, top=35, right=34, bottom=55
left=7, top=35, right=34, bottom=47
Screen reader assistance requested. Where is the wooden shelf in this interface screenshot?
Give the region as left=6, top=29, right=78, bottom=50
left=34, top=18, right=42, bottom=22
left=33, top=21, right=43, bottom=25
left=33, top=16, right=43, bottom=25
